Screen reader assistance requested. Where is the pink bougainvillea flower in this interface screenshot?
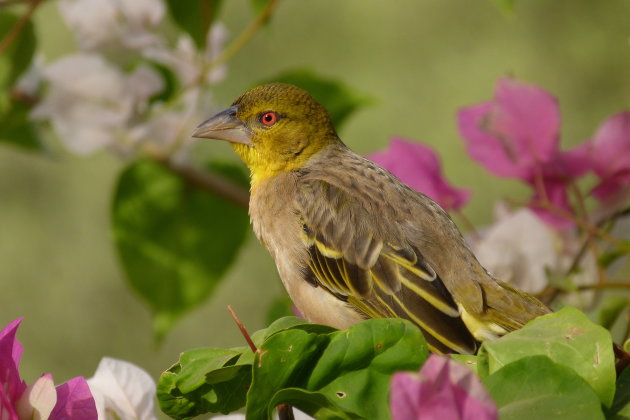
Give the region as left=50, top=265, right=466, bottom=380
left=0, top=319, right=26, bottom=419
left=458, top=77, right=594, bottom=230
left=457, top=77, right=560, bottom=179
left=526, top=145, right=592, bottom=230
left=587, top=112, right=630, bottom=201
left=390, top=354, right=497, bottom=420
left=0, top=318, right=97, bottom=420
left=368, top=137, right=471, bottom=211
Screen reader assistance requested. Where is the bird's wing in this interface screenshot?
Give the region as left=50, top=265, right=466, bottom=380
left=296, top=178, right=478, bottom=354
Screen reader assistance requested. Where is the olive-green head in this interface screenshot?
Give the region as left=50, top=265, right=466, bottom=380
left=193, top=83, right=339, bottom=185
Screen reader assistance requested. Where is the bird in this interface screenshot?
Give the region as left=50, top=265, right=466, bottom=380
left=192, top=83, right=551, bottom=354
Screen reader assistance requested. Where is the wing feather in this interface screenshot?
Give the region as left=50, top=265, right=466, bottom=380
left=296, top=178, right=478, bottom=354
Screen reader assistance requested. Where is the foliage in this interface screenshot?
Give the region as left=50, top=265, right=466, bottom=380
left=158, top=317, right=427, bottom=419
left=112, top=159, right=250, bottom=339
left=156, top=309, right=630, bottom=419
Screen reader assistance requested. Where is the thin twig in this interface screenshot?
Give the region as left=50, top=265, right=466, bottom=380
left=540, top=281, right=630, bottom=305
left=227, top=305, right=258, bottom=353
left=570, top=182, right=607, bottom=284
left=531, top=200, right=630, bottom=255
left=575, top=282, right=630, bottom=291
left=277, top=404, right=295, bottom=420
left=204, top=0, right=280, bottom=71
left=528, top=170, right=630, bottom=254
left=614, top=343, right=630, bottom=375
left=0, top=0, right=43, bottom=55
left=158, top=158, right=249, bottom=209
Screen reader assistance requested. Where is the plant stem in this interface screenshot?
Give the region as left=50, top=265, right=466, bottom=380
left=0, top=0, right=42, bottom=55
left=576, top=282, right=630, bottom=291
left=278, top=404, right=295, bottom=420
left=570, top=182, right=607, bottom=284
left=227, top=305, right=258, bottom=353
left=205, top=0, right=280, bottom=71
left=158, top=157, right=250, bottom=209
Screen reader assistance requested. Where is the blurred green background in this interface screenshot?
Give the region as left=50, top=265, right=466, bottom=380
left=1, top=0, right=629, bottom=391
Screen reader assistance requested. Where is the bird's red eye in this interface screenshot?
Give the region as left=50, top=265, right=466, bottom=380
left=260, top=111, right=278, bottom=126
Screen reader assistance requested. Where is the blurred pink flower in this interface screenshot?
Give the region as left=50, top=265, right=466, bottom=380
left=0, top=319, right=97, bottom=420
left=390, top=354, right=497, bottom=420
left=587, top=112, right=630, bottom=201
left=368, top=137, right=471, bottom=211
left=458, top=78, right=560, bottom=179
left=458, top=77, right=592, bottom=229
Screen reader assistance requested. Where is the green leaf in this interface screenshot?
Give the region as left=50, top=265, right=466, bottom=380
left=157, top=318, right=425, bottom=419
left=597, top=296, right=629, bottom=330
left=609, top=366, right=630, bottom=419
left=450, top=353, right=480, bottom=375
left=111, top=159, right=249, bottom=340
left=158, top=347, right=252, bottom=419
left=247, top=318, right=428, bottom=420
left=484, top=355, right=604, bottom=420
left=0, top=12, right=36, bottom=89
left=477, top=306, right=615, bottom=407
left=164, top=0, right=222, bottom=50
left=0, top=93, right=42, bottom=151
left=146, top=61, right=180, bottom=104
left=258, top=70, right=371, bottom=130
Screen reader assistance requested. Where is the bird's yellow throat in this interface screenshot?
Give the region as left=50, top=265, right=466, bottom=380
left=231, top=137, right=334, bottom=189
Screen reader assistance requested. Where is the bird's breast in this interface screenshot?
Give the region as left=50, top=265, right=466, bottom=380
left=248, top=172, right=364, bottom=329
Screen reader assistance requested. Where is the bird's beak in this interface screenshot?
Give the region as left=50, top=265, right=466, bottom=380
left=192, top=105, right=252, bottom=146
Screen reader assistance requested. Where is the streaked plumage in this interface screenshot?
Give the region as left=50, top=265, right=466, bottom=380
left=193, top=83, right=550, bottom=354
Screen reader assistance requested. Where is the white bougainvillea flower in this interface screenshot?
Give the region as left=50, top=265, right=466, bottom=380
left=144, top=23, right=228, bottom=87
left=473, top=204, right=559, bottom=294
left=32, top=54, right=163, bottom=155
left=58, top=0, right=165, bottom=51
left=126, top=64, right=165, bottom=114
left=87, top=357, right=157, bottom=420
left=128, top=87, right=201, bottom=159
left=15, top=54, right=44, bottom=97
left=473, top=203, right=598, bottom=302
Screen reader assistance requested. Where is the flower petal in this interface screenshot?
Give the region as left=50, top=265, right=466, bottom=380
left=458, top=78, right=561, bottom=179
left=0, top=318, right=26, bottom=412
left=51, top=377, right=98, bottom=420
left=16, top=374, right=57, bottom=420
left=474, top=208, right=558, bottom=293
left=87, top=357, right=157, bottom=420
left=589, top=111, right=630, bottom=200
left=368, top=137, right=470, bottom=211
left=529, top=178, right=575, bottom=230
left=391, top=355, right=497, bottom=420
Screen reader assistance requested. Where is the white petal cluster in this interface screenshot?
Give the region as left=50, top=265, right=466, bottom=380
left=30, top=0, right=228, bottom=158
left=58, top=0, right=165, bottom=51
left=32, top=54, right=163, bottom=155
left=472, top=202, right=597, bottom=298
left=474, top=206, right=557, bottom=294
left=144, top=22, right=228, bottom=87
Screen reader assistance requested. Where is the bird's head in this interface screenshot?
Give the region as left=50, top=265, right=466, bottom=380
left=193, top=83, right=339, bottom=186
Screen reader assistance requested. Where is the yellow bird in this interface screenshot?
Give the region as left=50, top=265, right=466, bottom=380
left=193, top=83, right=550, bottom=354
